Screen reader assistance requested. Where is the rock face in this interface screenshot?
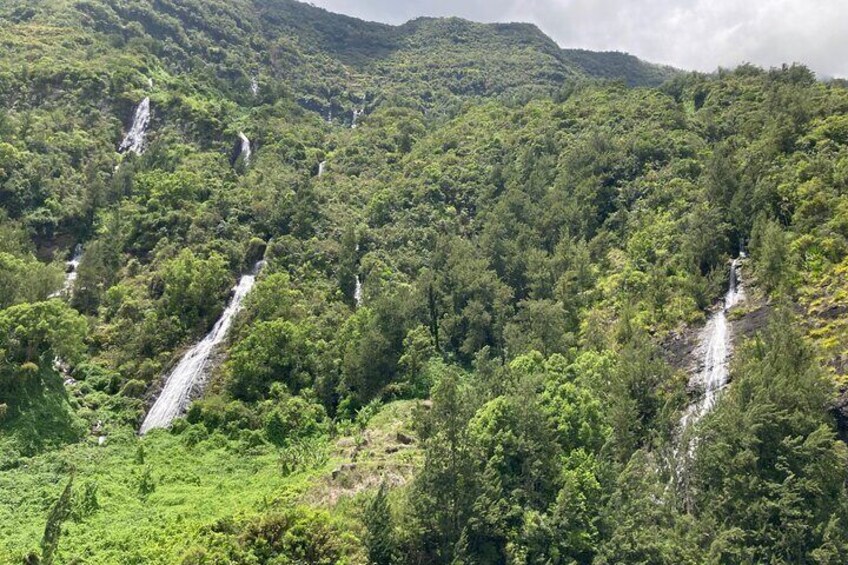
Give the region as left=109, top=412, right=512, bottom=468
left=664, top=281, right=769, bottom=379
left=666, top=259, right=769, bottom=430
left=679, top=259, right=746, bottom=429
left=833, top=392, right=848, bottom=443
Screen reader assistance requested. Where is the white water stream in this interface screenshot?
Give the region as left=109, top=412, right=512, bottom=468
left=49, top=244, right=82, bottom=299
left=354, top=276, right=363, bottom=308
left=238, top=132, right=251, bottom=167
left=119, top=97, right=151, bottom=154
left=139, top=262, right=263, bottom=434
left=351, top=108, right=364, bottom=129
left=318, top=160, right=326, bottom=177
left=680, top=258, right=745, bottom=430
left=353, top=243, right=363, bottom=307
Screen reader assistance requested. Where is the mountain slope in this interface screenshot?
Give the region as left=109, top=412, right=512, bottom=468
left=2, top=0, right=676, bottom=123
left=2, top=1, right=848, bottom=564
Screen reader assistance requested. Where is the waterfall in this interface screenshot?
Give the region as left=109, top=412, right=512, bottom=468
left=118, top=97, right=151, bottom=155
left=50, top=244, right=82, bottom=298
left=139, top=262, right=263, bottom=434
left=351, top=108, right=364, bottom=129
left=354, top=275, right=363, bottom=308
left=318, top=161, right=327, bottom=177
left=238, top=132, right=251, bottom=167
left=680, top=258, right=746, bottom=430
left=353, top=243, right=363, bottom=307
left=250, top=77, right=259, bottom=96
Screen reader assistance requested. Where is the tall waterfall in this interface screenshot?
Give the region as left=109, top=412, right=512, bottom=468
left=238, top=132, right=251, bottom=167
left=50, top=244, right=83, bottom=298
left=118, top=97, right=151, bottom=155
left=680, top=258, right=745, bottom=430
left=139, top=262, right=263, bottom=434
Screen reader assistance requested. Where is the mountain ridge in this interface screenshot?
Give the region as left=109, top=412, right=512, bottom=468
left=2, top=0, right=678, bottom=126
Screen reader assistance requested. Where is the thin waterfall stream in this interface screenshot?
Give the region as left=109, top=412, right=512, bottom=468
left=50, top=244, right=82, bottom=299
left=119, top=97, right=151, bottom=155
left=237, top=132, right=251, bottom=167
left=139, top=262, right=263, bottom=434
left=354, top=275, right=363, bottom=308
left=353, top=243, right=363, bottom=307
left=680, top=257, right=746, bottom=431
left=351, top=107, right=364, bottom=128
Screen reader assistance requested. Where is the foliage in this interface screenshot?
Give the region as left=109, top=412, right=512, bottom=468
left=1, top=0, right=847, bottom=562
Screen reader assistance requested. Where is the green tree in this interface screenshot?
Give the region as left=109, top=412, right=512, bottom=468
left=364, top=483, right=395, bottom=565
left=0, top=301, right=87, bottom=410
left=158, top=249, right=230, bottom=335
left=750, top=217, right=793, bottom=294
left=406, top=365, right=478, bottom=563
left=690, top=310, right=848, bottom=562
left=227, top=319, right=315, bottom=401
left=41, top=476, right=73, bottom=565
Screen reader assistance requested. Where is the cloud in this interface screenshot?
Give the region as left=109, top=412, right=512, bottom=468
left=307, top=0, right=848, bottom=77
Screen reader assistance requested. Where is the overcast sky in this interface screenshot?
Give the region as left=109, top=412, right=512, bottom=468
left=308, top=0, right=847, bottom=78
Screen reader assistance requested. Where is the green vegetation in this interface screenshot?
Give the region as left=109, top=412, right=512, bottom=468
left=1, top=0, right=848, bottom=563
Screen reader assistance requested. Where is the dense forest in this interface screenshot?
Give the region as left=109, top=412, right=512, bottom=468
left=1, top=0, right=848, bottom=563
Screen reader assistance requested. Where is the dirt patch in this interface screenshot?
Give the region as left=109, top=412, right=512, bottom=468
left=304, top=400, right=424, bottom=508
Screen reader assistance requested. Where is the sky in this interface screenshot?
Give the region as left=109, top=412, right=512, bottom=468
left=308, top=0, right=848, bottom=78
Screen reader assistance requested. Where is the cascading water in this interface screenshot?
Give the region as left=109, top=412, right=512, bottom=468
left=318, top=161, right=327, bottom=177
left=139, top=262, right=263, bottom=434
left=250, top=77, right=259, bottom=97
left=354, top=275, right=363, bottom=308
left=680, top=258, right=746, bottom=430
left=119, top=97, right=151, bottom=155
left=238, top=132, right=251, bottom=167
left=50, top=244, right=82, bottom=298
left=353, top=243, right=363, bottom=307
left=351, top=108, right=364, bottom=129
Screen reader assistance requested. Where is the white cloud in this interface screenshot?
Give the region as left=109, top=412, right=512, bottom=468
left=307, top=0, right=848, bottom=77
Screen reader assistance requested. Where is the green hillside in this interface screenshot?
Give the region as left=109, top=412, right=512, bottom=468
left=1, top=1, right=848, bottom=564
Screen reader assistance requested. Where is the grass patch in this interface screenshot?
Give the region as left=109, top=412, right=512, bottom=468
left=0, top=426, right=333, bottom=564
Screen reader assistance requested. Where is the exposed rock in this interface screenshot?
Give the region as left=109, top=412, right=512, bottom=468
left=331, top=463, right=358, bottom=480
left=663, top=301, right=770, bottom=377
left=818, top=304, right=848, bottom=320
left=396, top=431, right=415, bottom=445
left=732, top=303, right=771, bottom=340
left=832, top=390, right=848, bottom=444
